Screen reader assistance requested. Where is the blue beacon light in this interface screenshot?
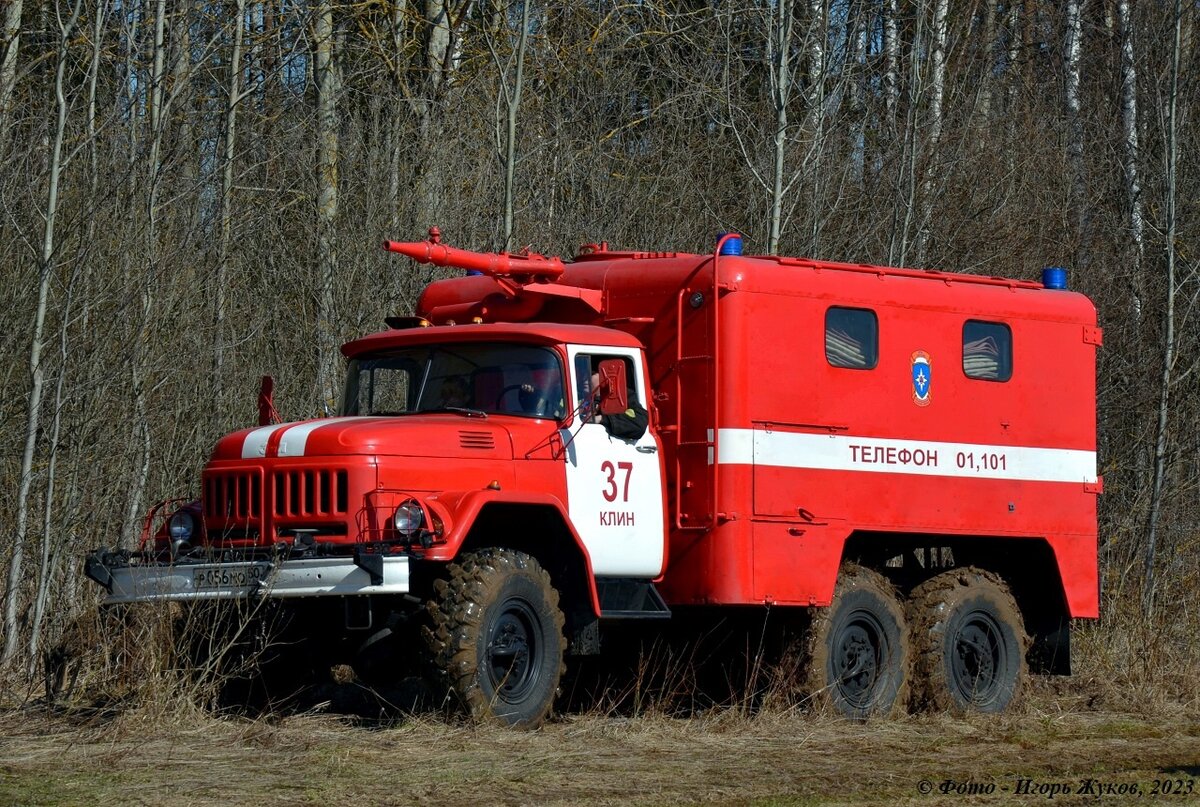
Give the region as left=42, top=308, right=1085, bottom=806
left=1042, top=266, right=1068, bottom=290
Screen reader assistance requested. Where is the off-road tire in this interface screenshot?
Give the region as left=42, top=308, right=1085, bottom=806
left=806, top=564, right=909, bottom=719
left=908, top=567, right=1029, bottom=713
left=424, top=548, right=566, bottom=727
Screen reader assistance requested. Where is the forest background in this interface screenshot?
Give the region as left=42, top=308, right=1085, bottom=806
left=0, top=0, right=1195, bottom=704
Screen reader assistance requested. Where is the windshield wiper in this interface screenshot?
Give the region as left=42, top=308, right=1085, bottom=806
left=437, top=406, right=489, bottom=419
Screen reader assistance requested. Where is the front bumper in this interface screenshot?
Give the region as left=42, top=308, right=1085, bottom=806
left=85, top=549, right=411, bottom=604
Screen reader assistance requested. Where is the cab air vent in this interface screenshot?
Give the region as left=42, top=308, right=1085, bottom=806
left=459, top=430, right=495, bottom=450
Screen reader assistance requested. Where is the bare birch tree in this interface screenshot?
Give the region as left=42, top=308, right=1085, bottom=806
left=388, top=0, right=410, bottom=232
left=416, top=0, right=472, bottom=220
left=3, top=0, right=84, bottom=667
left=28, top=261, right=83, bottom=673
left=0, top=0, right=22, bottom=144
left=915, top=0, right=948, bottom=267
left=883, top=0, right=899, bottom=124
left=1064, top=0, right=1090, bottom=271
left=315, top=0, right=341, bottom=411
left=213, top=0, right=248, bottom=411
left=767, top=0, right=797, bottom=254
left=1003, top=0, right=1023, bottom=175
left=1116, top=0, right=1145, bottom=323
left=1144, top=0, right=1184, bottom=614
left=890, top=5, right=927, bottom=266
left=850, top=3, right=868, bottom=186
left=489, top=0, right=532, bottom=251
left=803, top=0, right=826, bottom=254
left=120, top=0, right=170, bottom=548
left=976, top=0, right=998, bottom=126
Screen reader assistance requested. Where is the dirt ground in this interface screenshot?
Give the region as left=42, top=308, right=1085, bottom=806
left=1, top=691, right=1197, bottom=807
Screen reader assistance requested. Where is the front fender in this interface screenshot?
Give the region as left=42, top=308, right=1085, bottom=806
left=423, top=489, right=601, bottom=616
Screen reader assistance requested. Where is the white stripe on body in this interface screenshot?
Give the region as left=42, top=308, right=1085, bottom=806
left=716, top=428, right=1097, bottom=484
left=277, top=419, right=348, bottom=457
left=241, top=424, right=290, bottom=459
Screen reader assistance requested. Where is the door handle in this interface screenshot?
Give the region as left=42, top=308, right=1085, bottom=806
left=636, top=445, right=658, bottom=454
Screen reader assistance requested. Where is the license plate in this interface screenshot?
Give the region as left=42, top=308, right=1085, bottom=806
left=191, top=563, right=271, bottom=591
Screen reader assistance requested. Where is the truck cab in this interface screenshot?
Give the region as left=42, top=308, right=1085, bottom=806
left=88, top=322, right=668, bottom=726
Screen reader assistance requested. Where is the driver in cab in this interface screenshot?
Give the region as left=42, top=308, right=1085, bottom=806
left=588, top=367, right=648, bottom=441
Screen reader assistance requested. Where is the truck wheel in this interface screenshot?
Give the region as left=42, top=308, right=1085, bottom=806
left=908, top=568, right=1028, bottom=713
left=806, top=565, right=909, bottom=719
left=425, top=548, right=566, bottom=727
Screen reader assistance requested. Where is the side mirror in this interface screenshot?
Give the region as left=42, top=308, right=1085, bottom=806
left=596, top=359, right=628, bottom=415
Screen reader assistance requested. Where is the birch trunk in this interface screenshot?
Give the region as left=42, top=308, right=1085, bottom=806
left=87, top=1, right=109, bottom=210
left=767, top=0, right=796, bottom=254
left=850, top=7, right=867, bottom=186
left=173, top=3, right=197, bottom=197
left=499, top=0, right=531, bottom=251
left=425, top=0, right=450, bottom=106
left=1004, top=0, right=1023, bottom=175
left=977, top=0, right=997, bottom=126
left=891, top=6, right=926, bottom=267
left=121, top=0, right=168, bottom=548
left=3, top=0, right=84, bottom=667
left=388, top=0, right=408, bottom=232
left=805, top=0, right=826, bottom=254
left=416, top=0, right=452, bottom=220
left=0, top=0, right=22, bottom=144
left=28, top=267, right=80, bottom=673
left=1064, top=0, right=1090, bottom=271
left=213, top=0, right=247, bottom=412
left=915, top=0, right=948, bottom=267
left=1117, top=0, right=1145, bottom=324
left=315, top=0, right=340, bottom=412
left=883, top=0, right=899, bottom=125
left=1144, top=0, right=1183, bottom=615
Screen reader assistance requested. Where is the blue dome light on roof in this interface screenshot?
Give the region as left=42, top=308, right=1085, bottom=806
left=1042, top=267, right=1068, bottom=290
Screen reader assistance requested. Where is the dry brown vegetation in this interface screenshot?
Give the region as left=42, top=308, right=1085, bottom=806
left=1, top=683, right=1198, bottom=806
left=2, top=602, right=1197, bottom=805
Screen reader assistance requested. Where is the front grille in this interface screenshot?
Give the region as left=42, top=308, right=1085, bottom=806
left=205, top=471, right=262, bottom=520
left=272, top=469, right=348, bottom=517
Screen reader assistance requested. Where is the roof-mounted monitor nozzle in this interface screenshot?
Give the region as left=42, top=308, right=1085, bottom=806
left=383, top=227, right=565, bottom=292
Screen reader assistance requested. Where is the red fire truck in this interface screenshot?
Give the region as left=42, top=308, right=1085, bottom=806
left=86, top=230, right=1101, bottom=725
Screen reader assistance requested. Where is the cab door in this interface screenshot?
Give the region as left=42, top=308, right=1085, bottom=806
left=562, top=346, right=666, bottom=577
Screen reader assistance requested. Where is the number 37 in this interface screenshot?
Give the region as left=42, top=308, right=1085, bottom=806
left=601, top=460, right=633, bottom=502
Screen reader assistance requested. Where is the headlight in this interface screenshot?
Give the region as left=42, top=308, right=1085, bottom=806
left=168, top=511, right=194, bottom=558
left=169, top=511, right=194, bottom=541
left=394, top=499, right=424, bottom=536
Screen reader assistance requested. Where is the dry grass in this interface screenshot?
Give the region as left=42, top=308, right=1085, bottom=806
left=6, top=575, right=1199, bottom=806
left=5, top=617, right=1200, bottom=807
left=0, top=696, right=1196, bottom=806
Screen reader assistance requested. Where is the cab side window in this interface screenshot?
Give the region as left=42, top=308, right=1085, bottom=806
left=576, top=354, right=642, bottom=411
left=574, top=355, right=594, bottom=414
left=576, top=354, right=647, bottom=440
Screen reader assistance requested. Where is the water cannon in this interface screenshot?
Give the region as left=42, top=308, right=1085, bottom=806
left=383, top=227, right=565, bottom=293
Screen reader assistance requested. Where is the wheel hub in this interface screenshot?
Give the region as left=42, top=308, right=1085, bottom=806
left=486, top=599, right=540, bottom=702
left=951, top=612, right=1005, bottom=704
left=833, top=614, right=886, bottom=708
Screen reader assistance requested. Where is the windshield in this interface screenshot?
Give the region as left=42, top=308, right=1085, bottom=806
left=341, top=343, right=567, bottom=419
